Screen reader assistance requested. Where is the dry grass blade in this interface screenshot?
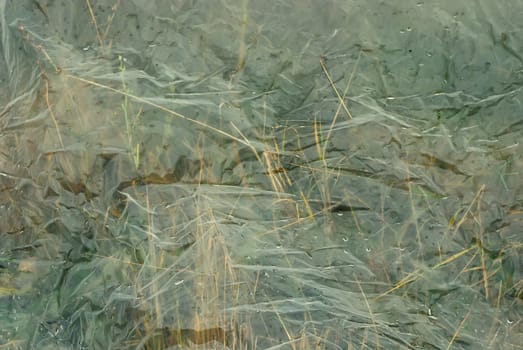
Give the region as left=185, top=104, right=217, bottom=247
left=377, top=244, right=478, bottom=300
left=320, top=56, right=353, bottom=120
left=85, top=0, right=103, bottom=48
left=65, top=73, right=265, bottom=165
left=43, top=78, right=64, bottom=148
left=375, top=270, right=421, bottom=300
left=432, top=245, right=478, bottom=269
left=445, top=308, right=471, bottom=350
left=450, top=184, right=486, bottom=237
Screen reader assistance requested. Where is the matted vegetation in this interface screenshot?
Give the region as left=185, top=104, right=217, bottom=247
left=0, top=1, right=521, bottom=349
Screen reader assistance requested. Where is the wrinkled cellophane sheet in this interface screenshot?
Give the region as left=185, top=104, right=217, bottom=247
left=0, top=1, right=521, bottom=349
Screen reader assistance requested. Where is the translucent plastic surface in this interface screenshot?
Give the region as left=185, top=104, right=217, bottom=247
left=0, top=1, right=521, bottom=349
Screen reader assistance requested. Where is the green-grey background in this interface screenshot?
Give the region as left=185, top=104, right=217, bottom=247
left=0, top=0, right=521, bottom=349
